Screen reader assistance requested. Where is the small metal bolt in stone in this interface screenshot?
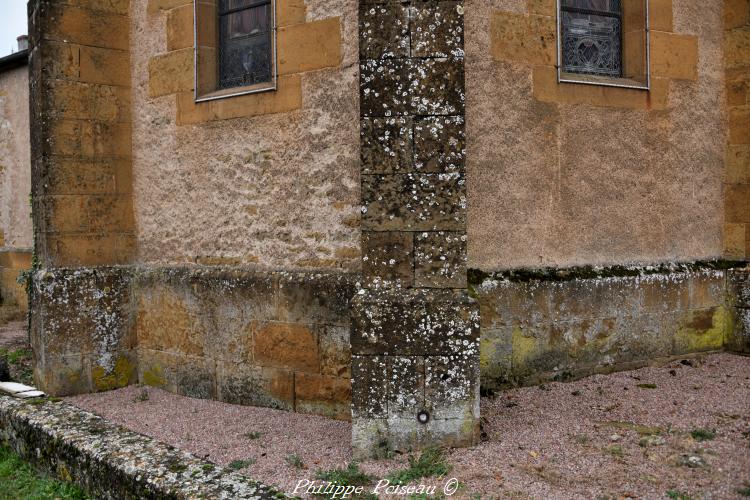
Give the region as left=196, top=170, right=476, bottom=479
left=417, top=410, right=430, bottom=424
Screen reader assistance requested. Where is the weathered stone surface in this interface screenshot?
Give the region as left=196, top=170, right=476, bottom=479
left=410, top=2, right=465, bottom=58
left=362, top=231, right=414, bottom=287
left=0, top=396, right=285, bottom=499
left=216, top=362, right=294, bottom=411
left=31, top=267, right=135, bottom=396
left=360, top=117, right=413, bottom=174
left=424, top=354, right=478, bottom=419
left=360, top=58, right=465, bottom=117
left=139, top=348, right=217, bottom=400
left=474, top=264, right=741, bottom=390
left=277, top=272, right=355, bottom=327
left=359, top=3, right=410, bottom=60
left=351, top=356, right=388, bottom=419
left=361, top=173, right=466, bottom=231
left=729, top=268, right=750, bottom=308
left=414, top=231, right=467, bottom=288
left=387, top=356, right=425, bottom=418
left=414, top=116, right=465, bottom=172
left=319, top=325, right=351, bottom=378
left=253, top=322, right=319, bottom=373
left=294, top=373, right=351, bottom=420
left=351, top=288, right=479, bottom=356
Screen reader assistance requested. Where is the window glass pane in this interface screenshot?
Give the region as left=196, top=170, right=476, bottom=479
left=220, top=0, right=265, bottom=13
left=226, top=5, right=270, bottom=38
left=561, top=0, right=620, bottom=13
left=219, top=33, right=272, bottom=88
left=561, top=11, right=621, bottom=76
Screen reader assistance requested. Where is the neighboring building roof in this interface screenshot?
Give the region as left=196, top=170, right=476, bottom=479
left=0, top=49, right=29, bottom=73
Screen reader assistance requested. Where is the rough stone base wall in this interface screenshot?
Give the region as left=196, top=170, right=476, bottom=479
left=134, top=268, right=354, bottom=420
left=474, top=264, right=742, bottom=390
left=30, top=263, right=748, bottom=422
left=31, top=266, right=355, bottom=421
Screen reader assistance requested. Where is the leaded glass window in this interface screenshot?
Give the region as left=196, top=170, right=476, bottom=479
left=218, top=0, right=273, bottom=90
left=560, top=0, right=622, bottom=77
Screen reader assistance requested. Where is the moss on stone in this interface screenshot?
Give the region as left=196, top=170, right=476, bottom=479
left=468, top=259, right=747, bottom=285
left=142, top=365, right=166, bottom=387
left=92, top=356, right=135, bottom=392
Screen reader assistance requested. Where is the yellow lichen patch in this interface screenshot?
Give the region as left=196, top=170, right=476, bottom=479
left=143, top=364, right=167, bottom=387
left=479, top=337, right=497, bottom=373
left=512, top=326, right=539, bottom=370
left=56, top=463, right=73, bottom=482
left=92, top=356, right=135, bottom=391
left=675, top=306, right=732, bottom=353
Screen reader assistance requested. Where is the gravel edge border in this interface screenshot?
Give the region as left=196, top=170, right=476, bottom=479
left=0, top=395, right=287, bottom=499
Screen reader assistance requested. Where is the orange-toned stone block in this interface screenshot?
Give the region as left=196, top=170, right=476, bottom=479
left=148, top=48, right=194, bottom=97
left=724, top=0, right=750, bottom=30
left=527, top=0, right=555, bottom=16
left=39, top=42, right=80, bottom=81
left=729, top=106, right=750, bottom=145
left=167, top=4, right=194, bottom=51
left=648, top=0, right=673, bottom=32
left=44, top=194, right=135, bottom=234
left=50, top=120, right=132, bottom=158
left=68, top=0, right=129, bottom=15
left=727, top=145, right=750, bottom=184
left=294, top=372, right=351, bottom=420
left=724, top=223, right=747, bottom=259
left=176, top=74, right=303, bottom=124
left=724, top=26, right=750, bottom=70
left=650, top=31, right=698, bottom=80
left=147, top=0, right=191, bottom=14
left=728, top=78, right=749, bottom=106
left=533, top=65, right=668, bottom=110
left=49, top=80, right=124, bottom=122
left=43, top=157, right=131, bottom=195
left=490, top=11, right=556, bottom=66
left=136, top=288, right=206, bottom=357
left=53, top=6, right=129, bottom=51
left=79, top=46, right=130, bottom=87
left=46, top=232, right=135, bottom=267
left=254, top=322, right=319, bottom=373
left=726, top=183, right=750, bottom=223
left=278, top=17, right=342, bottom=75
left=277, top=0, right=307, bottom=28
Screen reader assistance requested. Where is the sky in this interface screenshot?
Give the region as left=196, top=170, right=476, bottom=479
left=0, top=0, right=28, bottom=58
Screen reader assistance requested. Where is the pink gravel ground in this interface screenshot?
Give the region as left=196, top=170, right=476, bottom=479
left=68, top=353, right=750, bottom=499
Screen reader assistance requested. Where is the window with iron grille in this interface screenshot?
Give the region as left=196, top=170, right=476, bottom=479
left=560, top=0, right=622, bottom=78
left=217, top=0, right=273, bottom=90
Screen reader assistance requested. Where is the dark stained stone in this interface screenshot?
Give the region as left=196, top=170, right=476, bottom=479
left=414, top=231, right=467, bottom=288
left=360, top=58, right=465, bottom=118
left=414, top=115, right=465, bottom=172
left=361, top=173, right=467, bottom=231
left=359, top=3, right=410, bottom=60
left=410, top=1, right=465, bottom=58
left=361, top=117, right=413, bottom=174
left=350, top=288, right=479, bottom=356
left=352, top=355, right=388, bottom=418
left=362, top=231, right=414, bottom=286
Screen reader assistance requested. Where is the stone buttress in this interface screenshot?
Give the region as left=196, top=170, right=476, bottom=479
left=351, top=0, right=480, bottom=458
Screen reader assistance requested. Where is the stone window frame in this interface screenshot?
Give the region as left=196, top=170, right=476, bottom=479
left=193, top=0, right=278, bottom=103
left=556, top=0, right=651, bottom=91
